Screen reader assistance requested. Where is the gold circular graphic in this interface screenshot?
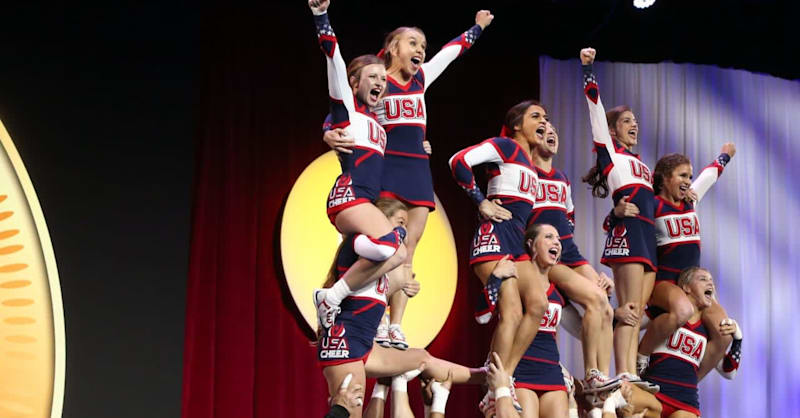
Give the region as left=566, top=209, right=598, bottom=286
left=0, top=119, right=65, bottom=417
left=280, top=151, right=458, bottom=348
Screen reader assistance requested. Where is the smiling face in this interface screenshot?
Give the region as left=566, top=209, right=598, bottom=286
left=351, top=63, right=387, bottom=107
left=662, top=163, right=693, bottom=203
left=526, top=224, right=562, bottom=267
left=682, top=269, right=715, bottom=310
left=610, top=110, right=639, bottom=149
left=387, top=29, right=427, bottom=77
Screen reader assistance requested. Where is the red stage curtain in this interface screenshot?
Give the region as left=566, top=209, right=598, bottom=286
left=182, top=4, right=539, bottom=417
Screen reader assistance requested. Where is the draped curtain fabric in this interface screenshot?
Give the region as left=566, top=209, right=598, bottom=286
left=539, top=56, right=800, bottom=418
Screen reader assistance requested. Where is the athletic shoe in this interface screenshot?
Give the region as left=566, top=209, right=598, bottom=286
left=584, top=369, right=622, bottom=393
left=388, top=325, right=409, bottom=350
left=618, top=372, right=659, bottom=393
left=313, top=289, right=340, bottom=331
left=374, top=315, right=391, bottom=347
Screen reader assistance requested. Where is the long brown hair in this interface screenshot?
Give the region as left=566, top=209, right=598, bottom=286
left=501, top=100, right=545, bottom=138
left=346, top=54, right=384, bottom=89
left=380, top=27, right=425, bottom=70
left=582, top=105, right=634, bottom=198
left=653, top=153, right=691, bottom=196
left=322, top=198, right=409, bottom=288
left=523, top=223, right=551, bottom=258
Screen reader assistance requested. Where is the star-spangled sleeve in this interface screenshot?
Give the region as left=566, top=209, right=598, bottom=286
left=421, top=24, right=483, bottom=90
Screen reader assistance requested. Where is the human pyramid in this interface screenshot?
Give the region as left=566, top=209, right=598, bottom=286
left=307, top=1, right=743, bottom=417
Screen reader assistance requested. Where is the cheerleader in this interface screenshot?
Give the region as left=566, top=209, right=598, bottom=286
left=608, top=145, right=737, bottom=379
left=324, top=9, right=494, bottom=349
left=530, top=121, right=617, bottom=390
left=449, top=100, right=550, bottom=410
left=308, top=0, right=408, bottom=331
left=642, top=267, right=743, bottom=418
left=579, top=47, right=657, bottom=381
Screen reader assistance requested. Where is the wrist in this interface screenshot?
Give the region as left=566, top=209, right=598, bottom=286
left=494, top=386, right=511, bottom=399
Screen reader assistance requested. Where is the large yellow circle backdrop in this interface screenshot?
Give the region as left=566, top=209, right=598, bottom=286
left=280, top=151, right=458, bottom=348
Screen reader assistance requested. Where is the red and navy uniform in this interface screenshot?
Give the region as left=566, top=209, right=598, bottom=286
left=375, top=24, right=484, bottom=210
left=643, top=311, right=708, bottom=417
left=313, top=12, right=387, bottom=225
left=449, top=137, right=538, bottom=264
left=583, top=65, right=657, bottom=271
left=514, top=283, right=567, bottom=392
left=318, top=234, right=390, bottom=367
left=654, top=155, right=730, bottom=283
left=529, top=166, right=588, bottom=267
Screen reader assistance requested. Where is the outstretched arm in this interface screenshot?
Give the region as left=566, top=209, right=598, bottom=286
left=422, top=10, right=493, bottom=89
left=309, top=0, right=355, bottom=114
left=691, top=142, right=735, bottom=203
left=580, top=48, right=619, bottom=159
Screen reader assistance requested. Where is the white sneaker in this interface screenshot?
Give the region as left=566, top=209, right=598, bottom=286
left=375, top=315, right=391, bottom=347
left=584, top=369, right=621, bottom=393
left=313, top=289, right=340, bottom=331
left=388, top=325, right=408, bottom=350
left=617, top=372, right=659, bottom=394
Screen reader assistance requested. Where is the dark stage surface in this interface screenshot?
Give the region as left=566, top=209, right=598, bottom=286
left=0, top=1, right=794, bottom=417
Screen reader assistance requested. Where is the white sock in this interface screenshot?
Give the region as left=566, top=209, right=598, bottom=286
left=371, top=383, right=388, bottom=401
left=603, top=389, right=628, bottom=412
left=431, top=381, right=450, bottom=414
left=391, top=375, right=408, bottom=393
left=588, top=407, right=603, bottom=418
left=326, top=279, right=352, bottom=306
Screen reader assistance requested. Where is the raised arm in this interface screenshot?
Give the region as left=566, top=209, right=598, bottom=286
left=580, top=48, right=618, bottom=158
left=310, top=0, right=355, bottom=114
left=422, top=10, right=493, bottom=89
left=691, top=142, right=735, bottom=203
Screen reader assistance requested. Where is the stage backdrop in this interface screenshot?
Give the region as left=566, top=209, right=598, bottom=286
left=181, top=4, right=539, bottom=417
left=540, top=56, right=800, bottom=418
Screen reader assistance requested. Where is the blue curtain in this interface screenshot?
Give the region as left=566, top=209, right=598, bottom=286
left=540, top=56, right=800, bottom=418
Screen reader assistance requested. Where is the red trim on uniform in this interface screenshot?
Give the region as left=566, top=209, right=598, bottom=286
left=328, top=198, right=371, bottom=226
left=647, top=375, right=698, bottom=389
left=330, top=120, right=351, bottom=130
left=655, top=392, right=701, bottom=417
left=382, top=90, right=424, bottom=97
left=635, top=214, right=656, bottom=225
left=614, top=183, right=655, bottom=195
left=602, top=162, right=615, bottom=176
left=383, top=122, right=427, bottom=131
left=443, top=39, right=470, bottom=54
left=487, top=194, right=535, bottom=205
left=658, top=265, right=682, bottom=273
left=385, top=150, right=429, bottom=159
left=354, top=150, right=376, bottom=167
left=514, top=382, right=567, bottom=392
left=528, top=211, right=542, bottom=226
left=655, top=195, right=690, bottom=213
left=365, top=234, right=399, bottom=250
left=601, top=256, right=657, bottom=272
left=521, top=355, right=559, bottom=365
left=319, top=347, right=373, bottom=368
left=378, top=190, right=435, bottom=210
left=386, top=74, right=416, bottom=92
left=352, top=301, right=379, bottom=315
left=486, top=138, right=508, bottom=161
left=560, top=259, right=589, bottom=267
left=535, top=166, right=557, bottom=178
left=470, top=254, right=530, bottom=265
left=559, top=233, right=574, bottom=240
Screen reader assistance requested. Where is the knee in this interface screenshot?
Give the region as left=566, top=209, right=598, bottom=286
left=673, top=299, right=695, bottom=326
left=524, top=292, right=548, bottom=319
left=585, top=286, right=610, bottom=312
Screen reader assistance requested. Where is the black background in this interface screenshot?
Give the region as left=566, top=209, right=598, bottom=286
left=0, top=1, right=794, bottom=417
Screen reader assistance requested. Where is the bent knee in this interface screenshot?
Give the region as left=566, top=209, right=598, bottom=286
left=673, top=300, right=695, bottom=325
left=524, top=292, right=548, bottom=318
